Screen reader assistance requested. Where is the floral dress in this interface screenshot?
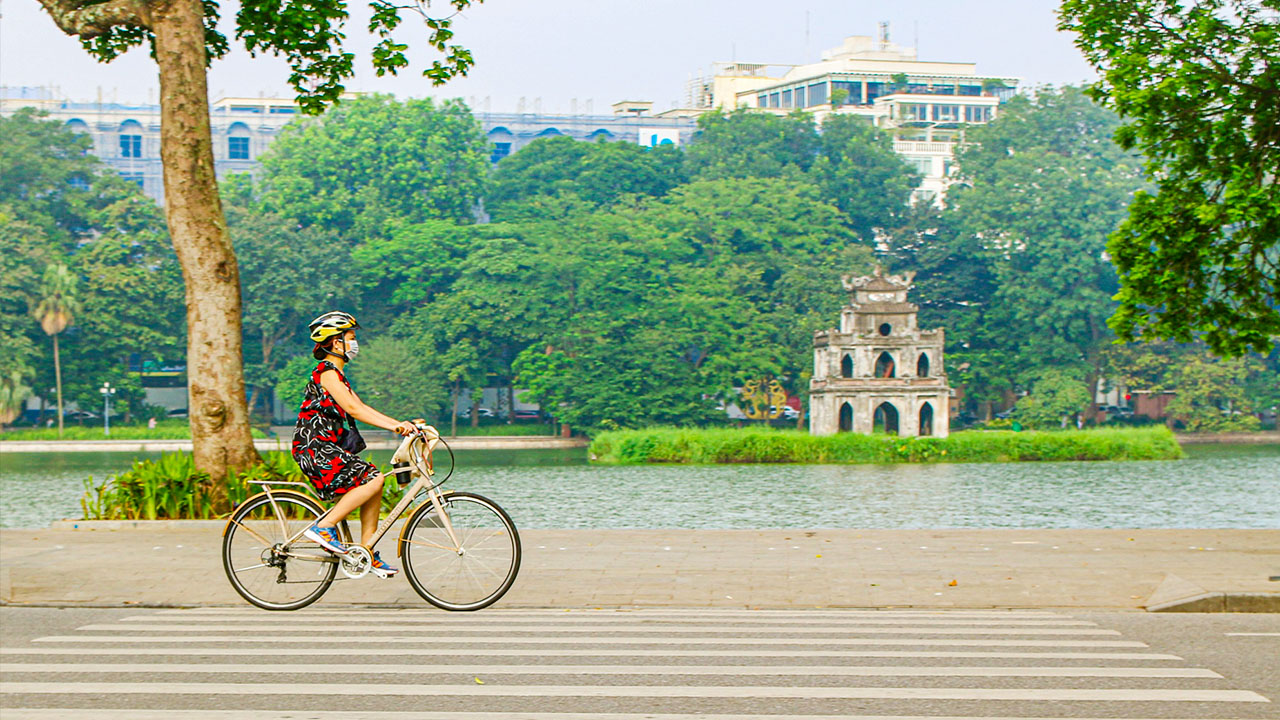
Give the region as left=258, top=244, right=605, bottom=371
left=291, top=360, right=377, bottom=501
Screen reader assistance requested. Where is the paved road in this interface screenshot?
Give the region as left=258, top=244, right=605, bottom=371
left=1, top=606, right=1276, bottom=718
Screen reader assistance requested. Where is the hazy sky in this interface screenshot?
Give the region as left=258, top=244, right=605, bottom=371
left=1, top=0, right=1097, bottom=112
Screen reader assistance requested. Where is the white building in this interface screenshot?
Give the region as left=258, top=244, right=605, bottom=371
left=672, top=31, right=1019, bottom=204
left=1, top=87, right=697, bottom=204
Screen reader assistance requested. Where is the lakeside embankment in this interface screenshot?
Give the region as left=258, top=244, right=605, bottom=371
left=590, top=427, right=1189, bottom=464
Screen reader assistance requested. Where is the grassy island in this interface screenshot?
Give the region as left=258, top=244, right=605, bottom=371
left=589, top=426, right=1184, bottom=465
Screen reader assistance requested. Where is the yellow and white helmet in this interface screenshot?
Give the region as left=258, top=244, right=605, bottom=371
left=308, top=311, right=360, bottom=343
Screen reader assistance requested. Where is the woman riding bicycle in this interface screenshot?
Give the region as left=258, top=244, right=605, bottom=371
left=293, top=311, right=431, bottom=578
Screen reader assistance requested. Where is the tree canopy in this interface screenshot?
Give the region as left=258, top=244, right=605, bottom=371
left=259, top=95, right=490, bottom=235
left=1060, top=0, right=1280, bottom=356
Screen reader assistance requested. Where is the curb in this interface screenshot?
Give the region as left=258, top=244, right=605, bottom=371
left=1144, top=573, right=1280, bottom=613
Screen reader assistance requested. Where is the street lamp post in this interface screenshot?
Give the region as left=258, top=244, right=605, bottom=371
left=100, top=382, right=115, bottom=437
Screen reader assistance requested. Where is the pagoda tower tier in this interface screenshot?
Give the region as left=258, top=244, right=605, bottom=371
left=809, top=267, right=951, bottom=437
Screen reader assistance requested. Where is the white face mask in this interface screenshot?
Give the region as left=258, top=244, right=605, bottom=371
left=343, top=338, right=360, bottom=361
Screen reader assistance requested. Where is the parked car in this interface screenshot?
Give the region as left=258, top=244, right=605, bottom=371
left=65, top=410, right=99, bottom=421
left=167, top=408, right=189, bottom=418
left=512, top=409, right=542, bottom=421
left=473, top=408, right=496, bottom=418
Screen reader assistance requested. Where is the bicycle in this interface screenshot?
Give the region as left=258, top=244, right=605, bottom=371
left=221, top=424, right=521, bottom=611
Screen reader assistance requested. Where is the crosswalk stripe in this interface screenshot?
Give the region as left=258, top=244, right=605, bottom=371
left=1, top=682, right=1268, bottom=701
left=1, top=705, right=1258, bottom=718
left=156, top=608, right=1069, bottom=617
left=0, top=647, right=1185, bottom=660
left=124, top=614, right=1100, bottom=626
left=0, top=662, right=1221, bottom=678
left=35, top=635, right=1150, bottom=647
left=73, top=623, right=1123, bottom=636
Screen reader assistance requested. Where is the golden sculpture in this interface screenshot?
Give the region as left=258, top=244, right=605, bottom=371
left=741, top=378, right=788, bottom=419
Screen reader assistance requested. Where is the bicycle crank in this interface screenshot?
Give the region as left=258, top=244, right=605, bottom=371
left=340, top=545, right=372, bottom=579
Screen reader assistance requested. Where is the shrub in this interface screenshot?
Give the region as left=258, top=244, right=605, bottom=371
left=589, top=426, right=1184, bottom=464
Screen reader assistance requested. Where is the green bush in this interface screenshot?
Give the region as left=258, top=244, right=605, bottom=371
left=3, top=418, right=267, bottom=441
left=589, top=426, right=1184, bottom=464
left=81, top=450, right=412, bottom=520
left=81, top=451, right=301, bottom=520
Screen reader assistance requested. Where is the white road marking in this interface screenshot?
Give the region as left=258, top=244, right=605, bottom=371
left=35, top=635, right=1150, bottom=648
left=1225, top=632, right=1280, bottom=637
left=156, top=608, right=1068, bottom=617
left=0, top=707, right=1244, bottom=712
left=125, top=614, right=1099, bottom=626
left=0, top=662, right=1221, bottom=678
left=74, top=623, right=1122, bottom=636
left=0, top=647, right=1184, bottom=660
left=0, top=682, right=1268, bottom=702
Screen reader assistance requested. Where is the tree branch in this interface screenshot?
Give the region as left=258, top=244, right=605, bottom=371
left=37, top=0, right=151, bottom=37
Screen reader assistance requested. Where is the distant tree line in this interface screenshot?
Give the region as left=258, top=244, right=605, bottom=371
left=3, top=89, right=1274, bottom=434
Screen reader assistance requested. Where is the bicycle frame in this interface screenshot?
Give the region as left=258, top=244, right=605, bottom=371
left=241, top=429, right=460, bottom=562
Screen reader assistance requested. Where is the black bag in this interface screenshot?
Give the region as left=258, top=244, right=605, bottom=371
left=338, top=416, right=367, bottom=455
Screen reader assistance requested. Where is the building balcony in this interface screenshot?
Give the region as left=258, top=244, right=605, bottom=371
left=892, top=140, right=954, bottom=154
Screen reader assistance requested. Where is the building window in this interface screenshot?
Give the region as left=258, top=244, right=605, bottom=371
left=490, top=142, right=511, bottom=163
left=120, top=171, right=145, bottom=188
left=68, top=176, right=90, bottom=191
left=120, top=134, right=142, bottom=158
left=831, top=81, right=861, bottom=106
left=873, top=401, right=899, bottom=435
left=768, top=93, right=780, bottom=108
left=917, top=353, right=930, bottom=377
left=878, top=323, right=892, bottom=336
left=781, top=89, right=793, bottom=108
left=901, top=104, right=929, bottom=122
left=840, top=354, right=853, bottom=378
left=228, top=136, right=250, bottom=160
left=919, top=402, right=934, bottom=436
left=875, top=351, right=896, bottom=378
left=838, top=402, right=853, bottom=432
left=865, top=82, right=886, bottom=103
left=757, top=94, right=768, bottom=107
left=794, top=86, right=806, bottom=107
left=808, top=82, right=828, bottom=106
left=933, top=105, right=960, bottom=123
left=958, top=84, right=982, bottom=96
left=906, top=157, right=932, bottom=176
left=965, top=105, right=992, bottom=123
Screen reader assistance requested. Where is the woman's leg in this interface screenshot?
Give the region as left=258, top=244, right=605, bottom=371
left=358, top=480, right=384, bottom=546
left=316, top=473, right=384, bottom=530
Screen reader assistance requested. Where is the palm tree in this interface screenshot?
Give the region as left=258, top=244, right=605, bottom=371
left=0, top=369, right=31, bottom=431
left=33, top=263, right=81, bottom=438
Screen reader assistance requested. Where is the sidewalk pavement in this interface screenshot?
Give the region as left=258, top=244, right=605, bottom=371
left=2, top=525, right=1276, bottom=610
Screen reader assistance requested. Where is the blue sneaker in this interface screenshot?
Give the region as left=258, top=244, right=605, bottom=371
left=303, top=524, right=347, bottom=555
left=370, top=551, right=399, bottom=578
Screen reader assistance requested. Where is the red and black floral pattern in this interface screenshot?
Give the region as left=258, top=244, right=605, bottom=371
left=291, top=360, right=377, bottom=501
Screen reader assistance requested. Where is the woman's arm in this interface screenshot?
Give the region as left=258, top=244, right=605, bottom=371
left=319, top=370, right=407, bottom=433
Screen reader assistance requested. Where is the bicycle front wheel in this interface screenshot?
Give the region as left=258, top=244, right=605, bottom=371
left=222, top=491, right=347, bottom=611
left=401, top=491, right=521, bottom=611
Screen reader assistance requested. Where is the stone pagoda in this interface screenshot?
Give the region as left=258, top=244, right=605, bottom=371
left=809, top=267, right=950, bottom=437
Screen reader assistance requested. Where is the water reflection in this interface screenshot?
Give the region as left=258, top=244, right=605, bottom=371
left=1, top=445, right=1276, bottom=530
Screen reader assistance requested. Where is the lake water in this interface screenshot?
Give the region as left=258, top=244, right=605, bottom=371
left=1, top=444, right=1276, bottom=530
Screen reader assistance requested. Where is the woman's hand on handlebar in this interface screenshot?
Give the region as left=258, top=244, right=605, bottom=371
left=391, top=420, right=417, bottom=436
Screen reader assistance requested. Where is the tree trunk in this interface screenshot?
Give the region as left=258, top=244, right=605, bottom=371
left=450, top=379, right=459, bottom=437
left=506, top=384, right=515, bottom=425
left=52, top=332, right=63, bottom=438
left=151, top=0, right=260, bottom=500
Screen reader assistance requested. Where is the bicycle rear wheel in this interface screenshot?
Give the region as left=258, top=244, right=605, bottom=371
left=222, top=491, right=348, bottom=611
left=400, top=491, right=521, bottom=611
